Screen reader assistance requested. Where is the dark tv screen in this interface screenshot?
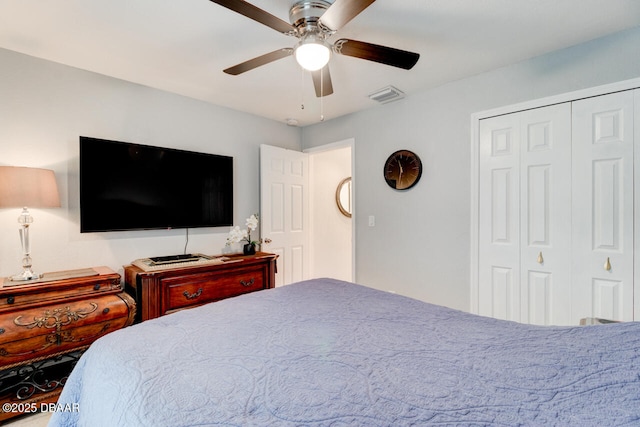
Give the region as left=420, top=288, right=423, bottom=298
left=80, top=136, right=233, bottom=232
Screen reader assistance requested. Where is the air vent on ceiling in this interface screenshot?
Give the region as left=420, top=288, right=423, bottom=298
left=368, top=85, right=405, bottom=104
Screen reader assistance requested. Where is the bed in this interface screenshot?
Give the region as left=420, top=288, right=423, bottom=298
left=48, top=278, right=640, bottom=426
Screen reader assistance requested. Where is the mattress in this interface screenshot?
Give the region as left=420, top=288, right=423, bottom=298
left=48, top=278, right=640, bottom=426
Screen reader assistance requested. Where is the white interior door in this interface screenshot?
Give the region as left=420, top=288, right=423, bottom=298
left=260, top=144, right=310, bottom=286
left=519, top=104, right=572, bottom=325
left=572, top=91, right=635, bottom=322
left=478, top=112, right=521, bottom=321
left=478, top=103, right=572, bottom=325
left=635, top=89, right=640, bottom=321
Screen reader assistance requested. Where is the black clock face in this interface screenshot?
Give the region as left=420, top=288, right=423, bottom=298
left=384, top=150, right=422, bottom=190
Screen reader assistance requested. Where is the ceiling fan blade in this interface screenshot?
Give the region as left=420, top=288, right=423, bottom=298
left=334, top=39, right=419, bottom=70
left=311, top=66, right=334, bottom=97
left=223, top=48, right=293, bottom=75
left=319, top=0, right=376, bottom=31
left=209, top=0, right=295, bottom=34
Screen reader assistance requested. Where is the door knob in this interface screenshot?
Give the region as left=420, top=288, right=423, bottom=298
left=604, top=257, right=611, bottom=271
left=537, top=252, right=543, bottom=264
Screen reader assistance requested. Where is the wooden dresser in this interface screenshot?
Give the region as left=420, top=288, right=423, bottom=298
left=0, top=266, right=135, bottom=422
left=124, top=252, right=278, bottom=322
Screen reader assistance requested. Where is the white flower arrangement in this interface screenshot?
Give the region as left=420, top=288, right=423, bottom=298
left=226, top=214, right=260, bottom=247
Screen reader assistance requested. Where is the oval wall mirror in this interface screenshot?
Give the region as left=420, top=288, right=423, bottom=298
left=336, top=177, right=352, bottom=218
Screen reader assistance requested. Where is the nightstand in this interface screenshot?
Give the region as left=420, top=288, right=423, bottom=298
left=0, top=267, right=135, bottom=422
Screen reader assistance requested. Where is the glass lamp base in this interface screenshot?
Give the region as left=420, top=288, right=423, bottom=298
left=10, top=268, right=42, bottom=281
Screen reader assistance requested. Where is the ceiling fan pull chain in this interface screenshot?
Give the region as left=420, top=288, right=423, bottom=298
left=301, top=67, right=305, bottom=110
left=320, top=67, right=324, bottom=121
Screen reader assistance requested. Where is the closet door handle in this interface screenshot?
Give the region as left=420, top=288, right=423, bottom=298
left=604, top=257, right=611, bottom=271
left=537, top=252, right=544, bottom=264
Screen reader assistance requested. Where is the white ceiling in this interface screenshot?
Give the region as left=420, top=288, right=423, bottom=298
left=1, top=0, right=639, bottom=126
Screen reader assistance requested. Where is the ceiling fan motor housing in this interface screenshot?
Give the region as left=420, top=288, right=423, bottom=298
left=289, top=0, right=332, bottom=36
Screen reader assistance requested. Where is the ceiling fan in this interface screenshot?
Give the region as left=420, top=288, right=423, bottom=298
left=210, top=0, right=420, bottom=97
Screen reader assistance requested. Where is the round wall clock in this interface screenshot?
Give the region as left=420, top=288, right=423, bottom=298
left=383, top=149, right=422, bottom=190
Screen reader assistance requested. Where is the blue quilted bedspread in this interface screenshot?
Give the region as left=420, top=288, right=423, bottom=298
left=49, top=279, right=640, bottom=426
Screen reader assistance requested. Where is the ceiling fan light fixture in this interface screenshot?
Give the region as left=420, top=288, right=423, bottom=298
left=294, top=35, right=331, bottom=71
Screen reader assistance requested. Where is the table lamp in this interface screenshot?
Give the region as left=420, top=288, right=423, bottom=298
left=0, top=166, right=61, bottom=281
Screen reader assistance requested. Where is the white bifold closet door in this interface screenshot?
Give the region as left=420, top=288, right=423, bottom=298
left=478, top=89, right=638, bottom=325
left=478, top=103, right=572, bottom=325
left=572, top=91, right=635, bottom=322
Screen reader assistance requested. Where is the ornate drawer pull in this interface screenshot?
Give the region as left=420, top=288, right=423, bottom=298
left=240, top=278, right=255, bottom=287
left=14, top=303, right=98, bottom=331
left=12, top=303, right=99, bottom=348
left=183, top=288, right=203, bottom=300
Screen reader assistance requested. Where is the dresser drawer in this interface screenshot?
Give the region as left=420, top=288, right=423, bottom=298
left=0, top=293, right=135, bottom=366
left=163, top=267, right=266, bottom=313
left=0, top=267, right=121, bottom=312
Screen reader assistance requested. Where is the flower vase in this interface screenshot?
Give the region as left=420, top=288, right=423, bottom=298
left=243, top=243, right=256, bottom=255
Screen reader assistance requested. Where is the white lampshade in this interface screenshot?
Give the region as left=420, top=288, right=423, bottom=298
left=0, top=166, right=60, bottom=208
left=0, top=166, right=60, bottom=282
left=295, top=36, right=331, bottom=71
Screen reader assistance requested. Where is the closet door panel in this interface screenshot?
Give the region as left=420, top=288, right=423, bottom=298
left=572, top=91, right=634, bottom=322
left=479, top=113, right=521, bottom=321
left=520, top=104, right=572, bottom=325
left=479, top=104, right=571, bottom=325
left=636, top=89, right=640, bottom=321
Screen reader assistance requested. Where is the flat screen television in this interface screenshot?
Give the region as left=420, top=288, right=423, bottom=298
left=79, top=136, right=233, bottom=232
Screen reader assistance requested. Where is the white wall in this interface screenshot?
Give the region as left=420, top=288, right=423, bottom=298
left=301, top=26, right=640, bottom=311
left=309, top=145, right=352, bottom=281
left=0, top=48, right=300, bottom=280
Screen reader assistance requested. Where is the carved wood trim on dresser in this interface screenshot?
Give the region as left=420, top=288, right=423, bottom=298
left=124, top=252, right=278, bottom=322
left=0, top=267, right=135, bottom=422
